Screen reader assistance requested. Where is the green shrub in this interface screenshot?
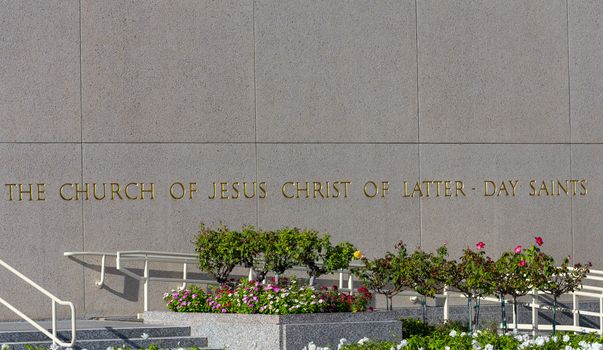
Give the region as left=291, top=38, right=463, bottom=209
left=194, top=224, right=256, bottom=283
left=195, top=224, right=357, bottom=284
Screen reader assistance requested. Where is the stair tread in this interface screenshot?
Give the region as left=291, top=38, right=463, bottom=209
left=1, top=336, right=211, bottom=350
left=3, top=336, right=206, bottom=344
left=0, top=326, right=192, bottom=342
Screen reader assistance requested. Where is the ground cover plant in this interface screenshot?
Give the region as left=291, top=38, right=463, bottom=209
left=303, top=320, right=603, bottom=350
left=334, top=331, right=603, bottom=350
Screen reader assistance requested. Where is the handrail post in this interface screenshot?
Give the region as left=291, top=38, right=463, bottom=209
left=348, top=274, right=353, bottom=294
left=51, top=300, right=57, bottom=347
left=338, top=270, right=343, bottom=289
left=96, top=254, right=106, bottom=288
left=143, top=258, right=149, bottom=312
left=531, top=289, right=538, bottom=336
left=443, top=286, right=449, bottom=322
left=600, top=294, right=603, bottom=334
left=573, top=292, right=579, bottom=328
left=181, top=263, right=188, bottom=290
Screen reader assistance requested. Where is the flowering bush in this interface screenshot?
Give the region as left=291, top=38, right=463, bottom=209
left=352, top=241, right=410, bottom=311
left=164, top=285, right=210, bottom=313
left=163, top=278, right=371, bottom=315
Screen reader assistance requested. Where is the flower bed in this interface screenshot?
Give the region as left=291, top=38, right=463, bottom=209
left=313, top=331, right=603, bottom=350
left=163, top=278, right=372, bottom=315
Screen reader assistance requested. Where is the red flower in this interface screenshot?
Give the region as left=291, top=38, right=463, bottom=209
left=535, top=236, right=544, bottom=246
left=476, top=241, right=486, bottom=250
left=518, top=260, right=526, bottom=267
left=514, top=245, right=522, bottom=254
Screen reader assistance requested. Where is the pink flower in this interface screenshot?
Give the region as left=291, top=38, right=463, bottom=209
left=221, top=308, right=227, bottom=313
left=514, top=245, right=522, bottom=254
left=535, top=236, right=543, bottom=246
left=476, top=241, right=486, bottom=250
left=518, top=260, right=526, bottom=267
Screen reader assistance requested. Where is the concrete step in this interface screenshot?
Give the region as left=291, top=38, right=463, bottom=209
left=1, top=336, right=212, bottom=350
left=0, top=326, right=191, bottom=343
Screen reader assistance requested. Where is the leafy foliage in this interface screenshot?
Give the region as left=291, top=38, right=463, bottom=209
left=163, top=279, right=371, bottom=315
left=194, top=224, right=357, bottom=284
left=339, top=331, right=603, bottom=350
left=352, top=241, right=410, bottom=310
left=194, top=224, right=252, bottom=283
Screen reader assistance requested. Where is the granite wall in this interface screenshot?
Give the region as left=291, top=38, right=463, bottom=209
left=1, top=0, right=602, bottom=320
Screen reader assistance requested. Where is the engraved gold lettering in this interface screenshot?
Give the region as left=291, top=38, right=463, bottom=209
left=140, top=182, right=154, bottom=200
left=189, top=182, right=197, bottom=200
left=75, top=183, right=90, bottom=201
left=313, top=182, right=325, bottom=198
left=455, top=181, right=466, bottom=197
left=232, top=182, right=240, bottom=199
left=282, top=182, right=294, bottom=199
left=243, top=182, right=256, bottom=199
left=364, top=181, right=377, bottom=198
left=92, top=183, right=106, bottom=200
left=5, top=184, right=16, bottom=201
left=36, top=183, right=46, bottom=201
left=59, top=183, right=73, bottom=201
left=259, top=182, right=267, bottom=199
left=125, top=183, right=139, bottom=200
left=170, top=182, right=185, bottom=200
left=111, top=183, right=123, bottom=200
left=341, top=181, right=351, bottom=198
left=18, top=184, right=33, bottom=201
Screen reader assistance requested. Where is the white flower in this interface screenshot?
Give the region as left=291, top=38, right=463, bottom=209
left=445, top=347, right=450, bottom=350
left=358, top=337, right=370, bottom=345
left=140, top=333, right=149, bottom=340
left=563, top=334, right=571, bottom=342
left=337, top=338, right=347, bottom=350
left=534, top=336, right=545, bottom=346
left=1, top=345, right=9, bottom=350
left=449, top=329, right=457, bottom=337
left=397, top=340, right=407, bottom=349
left=305, top=342, right=317, bottom=350
left=484, top=344, right=494, bottom=350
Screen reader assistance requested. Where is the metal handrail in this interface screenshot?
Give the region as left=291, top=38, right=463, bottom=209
left=65, top=250, right=359, bottom=314
left=65, top=250, right=603, bottom=335
left=0, top=258, right=76, bottom=347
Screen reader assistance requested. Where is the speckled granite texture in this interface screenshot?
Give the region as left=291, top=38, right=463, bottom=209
left=144, top=310, right=403, bottom=350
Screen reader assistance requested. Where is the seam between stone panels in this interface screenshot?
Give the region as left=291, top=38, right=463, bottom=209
left=78, top=0, right=86, bottom=316
left=566, top=0, right=574, bottom=262
left=2, top=141, right=603, bottom=145
left=253, top=0, right=259, bottom=229
left=414, top=0, right=423, bottom=248
left=3, top=141, right=603, bottom=145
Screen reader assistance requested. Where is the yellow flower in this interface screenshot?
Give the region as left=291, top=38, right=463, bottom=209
left=353, top=250, right=363, bottom=260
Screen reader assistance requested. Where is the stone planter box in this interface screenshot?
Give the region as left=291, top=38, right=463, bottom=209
left=143, top=311, right=404, bottom=350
